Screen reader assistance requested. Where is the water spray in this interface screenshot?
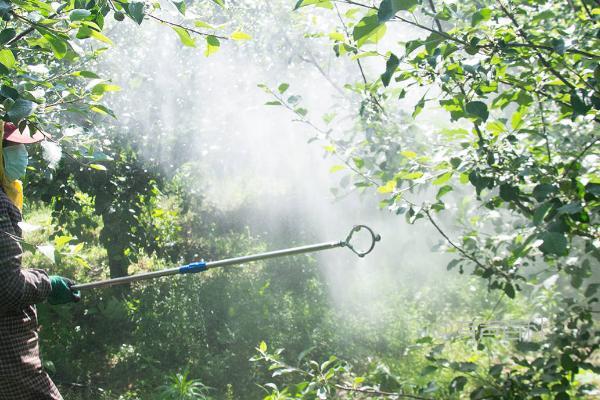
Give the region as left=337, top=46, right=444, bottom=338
left=72, top=225, right=381, bottom=290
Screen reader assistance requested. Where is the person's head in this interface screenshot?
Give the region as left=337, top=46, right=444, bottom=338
left=2, top=122, right=45, bottom=182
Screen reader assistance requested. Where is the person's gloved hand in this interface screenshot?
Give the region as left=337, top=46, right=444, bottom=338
left=48, top=275, right=81, bottom=305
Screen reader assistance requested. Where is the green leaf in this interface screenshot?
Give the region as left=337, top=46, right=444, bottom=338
left=533, top=202, right=554, bottom=225
left=91, top=83, right=121, bottom=96
left=585, top=283, right=599, bottom=298
left=294, top=0, right=332, bottom=10
left=205, top=35, right=220, bottom=56
left=451, top=362, right=478, bottom=372
left=405, top=39, right=423, bottom=55
left=212, top=0, right=225, bottom=6
left=54, top=235, right=74, bottom=247
left=412, top=95, right=425, bottom=118
left=539, top=231, right=568, bottom=256
left=465, top=101, right=489, bottom=121
left=436, top=185, right=453, bottom=200
left=70, top=9, right=91, bottom=21
left=72, top=70, right=101, bottom=79
left=329, top=31, right=345, bottom=41
left=172, top=26, right=196, bottom=47
left=485, top=120, right=506, bottom=135
left=195, top=21, right=215, bottom=29
left=0, top=49, right=15, bottom=69
left=561, top=353, right=577, bottom=371
left=125, top=2, right=145, bottom=25
left=432, top=172, right=453, bottom=185
left=471, top=8, right=491, bottom=26
left=7, top=98, right=36, bottom=122
left=377, top=0, right=419, bottom=23
left=0, top=28, right=16, bottom=45
left=532, top=184, right=556, bottom=201
left=171, top=0, right=186, bottom=15
left=504, top=283, right=515, bottom=298
left=516, top=341, right=540, bottom=352
left=259, top=341, right=267, bottom=352
left=278, top=83, right=290, bottom=94
left=416, top=336, right=433, bottom=344
left=489, top=364, right=503, bottom=378
left=395, top=170, right=423, bottom=180
left=89, top=29, right=113, bottom=45
left=381, top=53, right=399, bottom=87
left=0, top=85, right=18, bottom=100
left=421, top=365, right=438, bottom=375
left=570, top=91, right=590, bottom=117
left=353, top=13, right=386, bottom=47
left=39, top=31, right=68, bottom=59
left=377, top=180, right=396, bottom=193
left=511, top=110, right=523, bottom=129
left=557, top=202, right=582, bottom=215
left=449, top=376, right=467, bottom=393
left=551, top=38, right=565, bottom=55
left=90, top=104, right=116, bottom=118
left=89, top=163, right=107, bottom=171
left=499, top=184, right=519, bottom=201
left=231, top=31, right=252, bottom=41
left=295, top=107, right=308, bottom=117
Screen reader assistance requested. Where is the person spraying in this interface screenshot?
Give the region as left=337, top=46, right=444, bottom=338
left=0, top=122, right=79, bottom=400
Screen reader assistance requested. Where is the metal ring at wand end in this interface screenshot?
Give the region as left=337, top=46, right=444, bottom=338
left=343, top=224, right=381, bottom=258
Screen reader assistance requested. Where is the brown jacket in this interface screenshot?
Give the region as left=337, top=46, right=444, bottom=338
left=0, top=188, right=62, bottom=399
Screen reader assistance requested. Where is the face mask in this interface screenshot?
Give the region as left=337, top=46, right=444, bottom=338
left=3, top=144, right=28, bottom=181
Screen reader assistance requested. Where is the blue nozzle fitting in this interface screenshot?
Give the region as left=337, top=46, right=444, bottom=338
left=179, top=261, right=207, bottom=274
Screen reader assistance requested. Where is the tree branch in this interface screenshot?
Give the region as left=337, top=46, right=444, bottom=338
left=495, top=0, right=576, bottom=90
left=334, top=2, right=387, bottom=115
left=335, top=383, right=432, bottom=399
left=423, top=208, right=509, bottom=281
left=336, top=1, right=598, bottom=58
left=563, top=135, right=600, bottom=176
left=536, top=96, right=552, bottom=163
left=6, top=12, right=59, bottom=45
left=147, top=14, right=228, bottom=40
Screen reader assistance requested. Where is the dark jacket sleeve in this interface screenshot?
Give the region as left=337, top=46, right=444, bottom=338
left=0, top=196, right=51, bottom=312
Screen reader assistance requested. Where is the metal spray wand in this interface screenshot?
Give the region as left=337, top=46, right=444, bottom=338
left=72, top=225, right=381, bottom=290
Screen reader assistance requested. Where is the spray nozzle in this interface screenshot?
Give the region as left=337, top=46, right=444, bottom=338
left=343, top=225, right=381, bottom=258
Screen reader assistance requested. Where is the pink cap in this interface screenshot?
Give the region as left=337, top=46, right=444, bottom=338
left=3, top=122, right=48, bottom=144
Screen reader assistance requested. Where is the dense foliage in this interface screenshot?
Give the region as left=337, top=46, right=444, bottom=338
left=257, top=0, right=599, bottom=398
left=3, top=0, right=597, bottom=399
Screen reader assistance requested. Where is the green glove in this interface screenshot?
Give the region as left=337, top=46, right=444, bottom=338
left=48, top=275, right=81, bottom=305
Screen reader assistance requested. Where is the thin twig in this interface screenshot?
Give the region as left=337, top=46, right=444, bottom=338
left=496, top=0, right=576, bottom=90
left=580, top=0, right=594, bottom=19
left=563, top=135, right=600, bottom=176
left=10, top=11, right=66, bottom=35
left=298, top=54, right=348, bottom=97
left=335, top=383, right=432, bottom=399
left=43, top=96, right=86, bottom=109
left=500, top=42, right=599, bottom=59
left=423, top=208, right=498, bottom=277
left=334, top=0, right=599, bottom=59
left=333, top=2, right=387, bottom=114
left=484, top=293, right=506, bottom=323
left=7, top=12, right=59, bottom=45
left=147, top=14, right=228, bottom=40
left=536, top=96, right=552, bottom=163
left=427, top=0, right=443, bottom=32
